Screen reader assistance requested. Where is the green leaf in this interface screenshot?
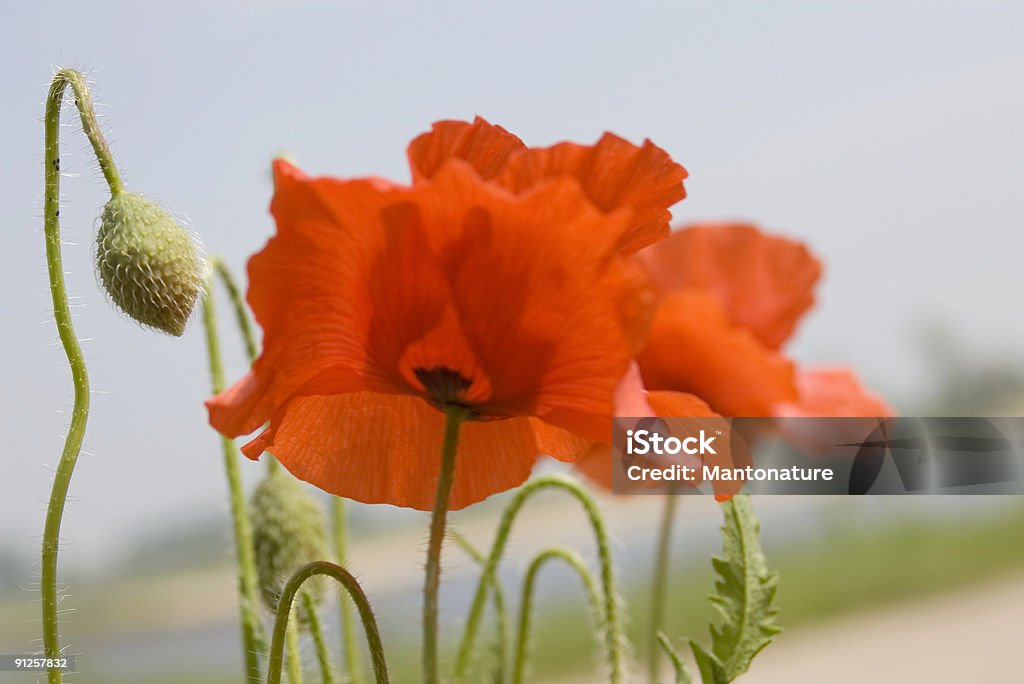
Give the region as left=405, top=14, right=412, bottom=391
left=701, top=495, right=781, bottom=681
left=689, top=640, right=727, bottom=684
left=657, top=631, right=692, bottom=684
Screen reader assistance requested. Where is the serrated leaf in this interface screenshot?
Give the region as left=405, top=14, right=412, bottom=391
left=657, top=631, right=692, bottom=684
left=703, top=495, right=781, bottom=681
left=689, top=640, right=727, bottom=684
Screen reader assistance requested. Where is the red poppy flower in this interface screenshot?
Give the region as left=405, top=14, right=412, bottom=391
left=577, top=223, right=890, bottom=492
left=206, top=120, right=687, bottom=510
left=635, top=223, right=889, bottom=419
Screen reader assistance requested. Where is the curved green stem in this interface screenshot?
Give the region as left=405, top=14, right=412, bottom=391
left=301, top=593, right=335, bottom=684
left=208, top=257, right=279, bottom=475
left=423, top=405, right=470, bottom=684
left=202, top=276, right=265, bottom=682
left=39, top=68, right=124, bottom=684
left=656, top=632, right=691, bottom=684
left=332, top=498, right=362, bottom=683
left=48, top=69, right=124, bottom=196
left=286, top=614, right=303, bottom=684
left=512, top=547, right=603, bottom=684
left=454, top=474, right=626, bottom=684
left=450, top=530, right=509, bottom=682
left=267, top=561, right=390, bottom=684
left=648, top=493, right=679, bottom=683
left=211, top=257, right=258, bottom=361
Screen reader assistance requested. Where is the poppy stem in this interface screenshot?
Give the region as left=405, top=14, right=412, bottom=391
left=48, top=69, right=124, bottom=197
left=512, top=547, right=602, bottom=684
left=648, top=492, right=679, bottom=683
left=209, top=257, right=281, bottom=475
left=450, top=531, right=509, bottom=680
left=202, top=274, right=266, bottom=683
left=423, top=404, right=470, bottom=684
left=332, top=498, right=363, bottom=683
left=285, top=615, right=303, bottom=684
left=454, top=474, right=625, bottom=684
left=211, top=257, right=259, bottom=363
left=267, top=561, right=390, bottom=684
left=38, top=68, right=125, bottom=684
left=301, top=592, right=335, bottom=684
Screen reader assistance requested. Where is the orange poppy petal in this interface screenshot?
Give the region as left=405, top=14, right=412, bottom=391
left=637, top=291, right=797, bottom=416
left=576, top=390, right=717, bottom=491
left=636, top=224, right=822, bottom=349
left=247, top=392, right=543, bottom=511
left=573, top=443, right=616, bottom=491
left=530, top=419, right=592, bottom=462
left=207, top=371, right=271, bottom=438
left=207, top=161, right=401, bottom=436
left=363, top=198, right=497, bottom=402
left=407, top=117, right=526, bottom=183
left=498, top=134, right=687, bottom=255
left=646, top=390, right=718, bottom=417
left=772, top=367, right=892, bottom=454
left=774, top=366, right=893, bottom=418
left=612, top=361, right=655, bottom=417
left=411, top=162, right=649, bottom=436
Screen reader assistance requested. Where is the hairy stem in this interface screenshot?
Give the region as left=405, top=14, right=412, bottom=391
left=454, top=474, right=625, bottom=684
left=209, top=257, right=281, bottom=475
left=211, top=257, right=258, bottom=361
left=286, top=615, right=303, bottom=684
left=332, top=498, right=362, bottom=683
left=39, top=68, right=124, bottom=684
left=423, top=405, right=470, bottom=684
left=512, top=547, right=603, bottom=684
left=450, top=530, right=509, bottom=682
left=656, top=632, right=691, bottom=684
left=203, top=276, right=265, bottom=682
left=49, top=69, right=123, bottom=197
left=648, top=493, right=679, bottom=683
left=301, top=592, right=335, bottom=684
left=267, top=561, right=389, bottom=684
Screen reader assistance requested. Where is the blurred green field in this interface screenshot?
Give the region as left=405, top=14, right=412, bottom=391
left=4, top=499, right=1022, bottom=683
left=465, top=499, right=1024, bottom=682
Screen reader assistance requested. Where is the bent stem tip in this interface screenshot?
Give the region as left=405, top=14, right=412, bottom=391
left=39, top=67, right=124, bottom=684
left=512, top=547, right=603, bottom=684
left=267, top=561, right=390, bottom=684
left=454, top=474, right=626, bottom=684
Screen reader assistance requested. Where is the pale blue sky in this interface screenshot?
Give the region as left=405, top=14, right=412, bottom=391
left=2, top=1, right=1023, bottom=565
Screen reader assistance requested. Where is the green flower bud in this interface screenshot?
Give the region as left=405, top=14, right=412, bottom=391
left=250, top=469, right=331, bottom=615
left=95, top=192, right=202, bottom=336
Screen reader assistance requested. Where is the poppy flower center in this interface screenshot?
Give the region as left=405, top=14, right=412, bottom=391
left=414, top=366, right=474, bottom=409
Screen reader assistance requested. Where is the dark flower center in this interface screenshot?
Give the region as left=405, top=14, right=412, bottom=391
left=414, top=367, right=473, bottom=409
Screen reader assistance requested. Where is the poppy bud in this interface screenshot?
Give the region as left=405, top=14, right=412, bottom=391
left=95, top=192, right=203, bottom=336
left=249, top=469, right=331, bottom=615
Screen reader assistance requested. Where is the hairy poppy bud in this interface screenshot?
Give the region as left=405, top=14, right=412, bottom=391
left=95, top=192, right=203, bottom=336
left=250, top=469, right=331, bottom=615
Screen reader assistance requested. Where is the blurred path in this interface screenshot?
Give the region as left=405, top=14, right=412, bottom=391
left=555, top=572, right=1024, bottom=683
left=740, top=572, right=1024, bottom=683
